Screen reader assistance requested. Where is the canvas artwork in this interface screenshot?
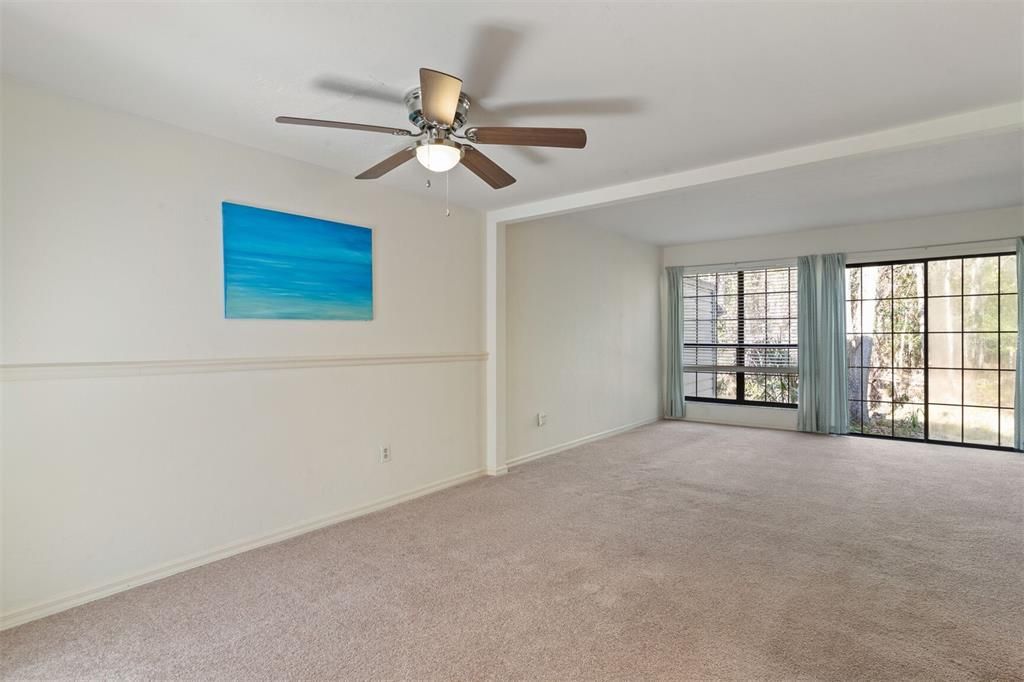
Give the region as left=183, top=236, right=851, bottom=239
left=222, top=202, right=373, bottom=320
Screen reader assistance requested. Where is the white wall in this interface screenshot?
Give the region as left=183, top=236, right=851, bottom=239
left=664, top=205, right=1022, bottom=268
left=1, top=79, right=486, bottom=625
left=505, top=217, right=661, bottom=464
left=663, top=205, right=1023, bottom=430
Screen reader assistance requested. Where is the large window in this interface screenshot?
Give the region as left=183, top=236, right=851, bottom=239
left=846, top=253, right=1016, bottom=448
left=681, top=267, right=798, bottom=407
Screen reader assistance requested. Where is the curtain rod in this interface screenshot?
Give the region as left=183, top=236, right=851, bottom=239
left=675, top=236, right=1016, bottom=272
left=846, top=236, right=1014, bottom=258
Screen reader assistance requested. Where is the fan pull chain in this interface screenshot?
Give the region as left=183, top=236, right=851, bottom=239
left=445, top=173, right=451, bottom=217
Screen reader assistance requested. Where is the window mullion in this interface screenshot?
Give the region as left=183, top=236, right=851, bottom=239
left=737, top=270, right=746, bottom=403
left=923, top=264, right=930, bottom=440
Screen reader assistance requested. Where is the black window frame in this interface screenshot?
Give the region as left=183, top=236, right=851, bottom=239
left=682, top=267, right=799, bottom=409
left=846, top=251, right=1016, bottom=452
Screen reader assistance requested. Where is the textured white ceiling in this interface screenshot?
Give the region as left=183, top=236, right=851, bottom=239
left=555, top=130, right=1024, bottom=245
left=3, top=1, right=1021, bottom=216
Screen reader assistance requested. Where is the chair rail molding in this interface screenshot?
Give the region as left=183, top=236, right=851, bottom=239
left=0, top=351, right=488, bottom=381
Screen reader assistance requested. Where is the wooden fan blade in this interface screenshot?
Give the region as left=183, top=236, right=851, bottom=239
left=465, top=127, right=587, bottom=148
left=276, top=116, right=414, bottom=136
left=419, top=68, right=462, bottom=127
left=461, top=145, right=516, bottom=189
left=355, top=147, right=417, bottom=179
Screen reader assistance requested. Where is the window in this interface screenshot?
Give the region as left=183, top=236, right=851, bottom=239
left=681, top=267, right=798, bottom=407
left=846, top=253, right=1016, bottom=448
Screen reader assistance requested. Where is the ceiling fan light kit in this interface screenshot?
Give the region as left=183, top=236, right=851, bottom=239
left=415, top=138, right=463, bottom=173
left=276, top=67, right=587, bottom=190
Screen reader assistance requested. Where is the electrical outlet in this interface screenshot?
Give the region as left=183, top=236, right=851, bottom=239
left=379, top=445, right=392, bottom=463
left=537, top=412, right=547, bottom=427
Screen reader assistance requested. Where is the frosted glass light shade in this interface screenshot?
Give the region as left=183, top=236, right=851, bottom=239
left=416, top=142, right=462, bottom=172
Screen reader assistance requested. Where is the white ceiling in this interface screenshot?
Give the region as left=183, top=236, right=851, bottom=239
left=555, top=129, right=1024, bottom=245
left=3, top=1, right=1022, bottom=222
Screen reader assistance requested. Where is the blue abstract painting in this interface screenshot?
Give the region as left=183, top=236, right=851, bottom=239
left=222, top=202, right=373, bottom=320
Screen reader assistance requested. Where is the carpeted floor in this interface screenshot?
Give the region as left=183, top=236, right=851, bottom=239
left=2, top=421, right=1023, bottom=680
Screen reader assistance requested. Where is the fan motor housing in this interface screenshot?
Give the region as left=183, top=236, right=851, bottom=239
left=404, top=87, right=471, bottom=131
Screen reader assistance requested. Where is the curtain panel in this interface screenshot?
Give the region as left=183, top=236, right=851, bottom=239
left=797, top=254, right=849, bottom=434
left=665, top=266, right=686, bottom=418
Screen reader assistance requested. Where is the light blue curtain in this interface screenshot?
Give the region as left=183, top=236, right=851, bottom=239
left=797, top=254, right=849, bottom=434
left=665, top=266, right=686, bottom=418
left=1016, top=238, right=1023, bottom=450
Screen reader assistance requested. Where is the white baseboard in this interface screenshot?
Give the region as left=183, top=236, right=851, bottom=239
left=1, top=467, right=485, bottom=631
left=506, top=417, right=660, bottom=468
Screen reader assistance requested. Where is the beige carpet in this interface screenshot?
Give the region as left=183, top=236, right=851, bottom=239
left=2, top=421, right=1023, bottom=680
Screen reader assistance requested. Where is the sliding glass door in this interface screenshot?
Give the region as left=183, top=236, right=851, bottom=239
left=846, top=253, right=1016, bottom=449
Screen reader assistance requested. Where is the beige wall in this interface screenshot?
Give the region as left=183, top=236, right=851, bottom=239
left=505, top=217, right=661, bottom=464
left=1, top=79, right=486, bottom=624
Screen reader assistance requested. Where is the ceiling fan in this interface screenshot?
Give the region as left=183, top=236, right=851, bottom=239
left=276, top=68, right=587, bottom=189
